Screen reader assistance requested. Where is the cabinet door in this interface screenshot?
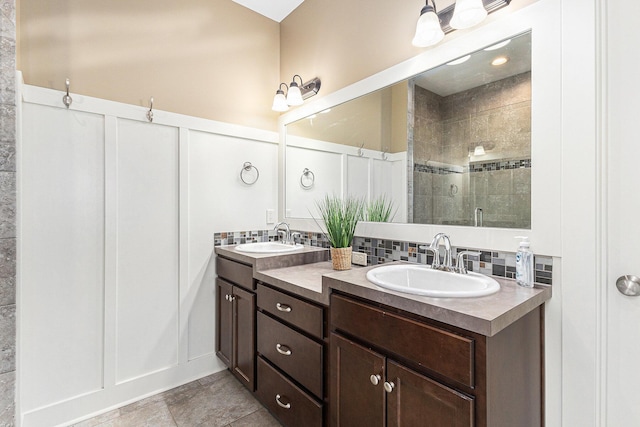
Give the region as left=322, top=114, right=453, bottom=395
left=330, top=333, right=385, bottom=427
left=234, top=285, right=256, bottom=391
left=386, top=360, right=474, bottom=427
left=216, top=279, right=233, bottom=367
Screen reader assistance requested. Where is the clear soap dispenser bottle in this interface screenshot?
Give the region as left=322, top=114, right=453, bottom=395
left=515, top=236, right=534, bottom=288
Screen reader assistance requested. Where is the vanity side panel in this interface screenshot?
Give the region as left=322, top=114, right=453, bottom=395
left=486, top=307, right=542, bottom=427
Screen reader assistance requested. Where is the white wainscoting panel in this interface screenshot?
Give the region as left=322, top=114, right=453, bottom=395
left=186, top=130, right=278, bottom=361
left=285, top=135, right=406, bottom=220
left=114, top=119, right=180, bottom=384
left=17, top=84, right=278, bottom=427
left=346, top=155, right=370, bottom=199
left=19, top=104, right=106, bottom=412
left=286, top=145, right=343, bottom=218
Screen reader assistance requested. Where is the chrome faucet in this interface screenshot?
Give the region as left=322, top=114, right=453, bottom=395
left=426, top=233, right=480, bottom=274
left=273, top=221, right=291, bottom=244
left=429, top=233, right=453, bottom=271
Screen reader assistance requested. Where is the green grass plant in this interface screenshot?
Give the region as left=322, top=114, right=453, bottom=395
left=315, top=195, right=365, bottom=248
left=365, top=195, right=396, bottom=222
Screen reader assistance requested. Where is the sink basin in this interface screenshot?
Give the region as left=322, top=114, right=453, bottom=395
left=366, top=264, right=500, bottom=298
left=235, top=242, right=304, bottom=254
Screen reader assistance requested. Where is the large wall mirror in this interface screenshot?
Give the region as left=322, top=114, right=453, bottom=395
left=279, top=0, right=562, bottom=256
left=285, top=32, right=531, bottom=229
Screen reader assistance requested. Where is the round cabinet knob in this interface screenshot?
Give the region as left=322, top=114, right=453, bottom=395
left=616, top=275, right=640, bottom=297
left=383, top=381, right=395, bottom=393
left=370, top=374, right=381, bottom=386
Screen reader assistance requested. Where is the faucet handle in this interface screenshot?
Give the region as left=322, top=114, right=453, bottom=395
left=456, top=251, right=480, bottom=274
left=420, top=245, right=440, bottom=268
left=290, top=232, right=301, bottom=244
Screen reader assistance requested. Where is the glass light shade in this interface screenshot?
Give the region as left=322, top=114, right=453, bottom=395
left=286, top=84, right=304, bottom=106
left=450, top=0, right=488, bottom=30
left=272, top=91, right=289, bottom=112
left=412, top=6, right=444, bottom=47
left=473, top=145, right=486, bottom=156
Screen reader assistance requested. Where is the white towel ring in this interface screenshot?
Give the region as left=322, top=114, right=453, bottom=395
left=240, top=162, right=259, bottom=185
left=300, top=168, right=315, bottom=189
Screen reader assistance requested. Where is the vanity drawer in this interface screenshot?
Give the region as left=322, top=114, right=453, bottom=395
left=330, top=294, right=476, bottom=388
left=257, top=283, right=323, bottom=338
left=216, top=256, right=253, bottom=290
left=257, top=357, right=322, bottom=427
left=257, top=312, right=323, bottom=398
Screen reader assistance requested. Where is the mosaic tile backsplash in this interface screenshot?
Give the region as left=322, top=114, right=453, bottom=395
left=213, top=230, right=553, bottom=286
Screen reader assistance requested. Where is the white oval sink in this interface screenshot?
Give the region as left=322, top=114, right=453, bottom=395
left=235, top=242, right=304, bottom=254
left=366, top=264, right=500, bottom=298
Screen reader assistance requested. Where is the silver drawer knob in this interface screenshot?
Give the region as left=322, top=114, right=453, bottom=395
left=275, top=394, right=291, bottom=409
left=276, top=343, right=292, bottom=356
left=384, top=381, right=395, bottom=393
left=276, top=302, right=292, bottom=312
left=370, top=374, right=381, bottom=386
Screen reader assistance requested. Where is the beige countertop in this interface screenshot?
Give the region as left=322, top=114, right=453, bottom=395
left=323, top=264, right=551, bottom=337
left=215, top=244, right=329, bottom=272
left=215, top=245, right=552, bottom=337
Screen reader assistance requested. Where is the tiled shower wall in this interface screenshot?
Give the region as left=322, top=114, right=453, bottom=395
left=213, top=230, right=553, bottom=285
left=412, top=72, right=531, bottom=228
left=0, top=0, right=15, bottom=424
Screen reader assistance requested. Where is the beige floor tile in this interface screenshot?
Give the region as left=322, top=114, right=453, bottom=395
left=228, top=408, right=282, bottom=427
left=73, top=409, right=121, bottom=427
left=96, top=401, right=176, bottom=427
left=168, top=374, right=261, bottom=426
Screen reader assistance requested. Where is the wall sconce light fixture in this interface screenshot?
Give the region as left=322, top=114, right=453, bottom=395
left=473, top=145, right=486, bottom=156
left=272, top=75, right=322, bottom=112
left=450, top=0, right=488, bottom=30
left=272, top=83, right=289, bottom=112
left=412, top=1, right=444, bottom=47
left=412, top=0, right=511, bottom=48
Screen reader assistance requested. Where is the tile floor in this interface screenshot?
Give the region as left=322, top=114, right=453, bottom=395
left=73, top=370, right=282, bottom=427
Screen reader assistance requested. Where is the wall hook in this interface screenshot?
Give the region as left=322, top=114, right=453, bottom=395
left=358, top=143, right=365, bottom=157
left=146, top=97, right=154, bottom=122
left=62, top=78, right=72, bottom=108
left=382, top=146, right=389, bottom=161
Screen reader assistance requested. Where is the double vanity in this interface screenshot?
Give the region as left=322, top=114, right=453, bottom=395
left=214, top=241, right=551, bottom=427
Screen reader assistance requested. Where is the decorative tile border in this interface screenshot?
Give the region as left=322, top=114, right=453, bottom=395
left=214, top=229, right=553, bottom=285
left=213, top=230, right=274, bottom=246
left=468, top=158, right=531, bottom=173
left=415, top=158, right=531, bottom=175
left=414, top=163, right=462, bottom=175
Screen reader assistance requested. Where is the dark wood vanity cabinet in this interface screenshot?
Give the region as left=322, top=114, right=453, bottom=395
left=215, top=256, right=256, bottom=391
left=331, top=333, right=473, bottom=427
left=330, top=293, right=542, bottom=427
left=255, top=282, right=326, bottom=427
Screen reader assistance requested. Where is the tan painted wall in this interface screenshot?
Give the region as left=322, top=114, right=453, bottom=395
left=17, top=0, right=281, bottom=130
left=280, top=0, right=422, bottom=97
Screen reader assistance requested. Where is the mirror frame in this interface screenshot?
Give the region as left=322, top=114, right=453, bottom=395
left=278, top=0, right=561, bottom=256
